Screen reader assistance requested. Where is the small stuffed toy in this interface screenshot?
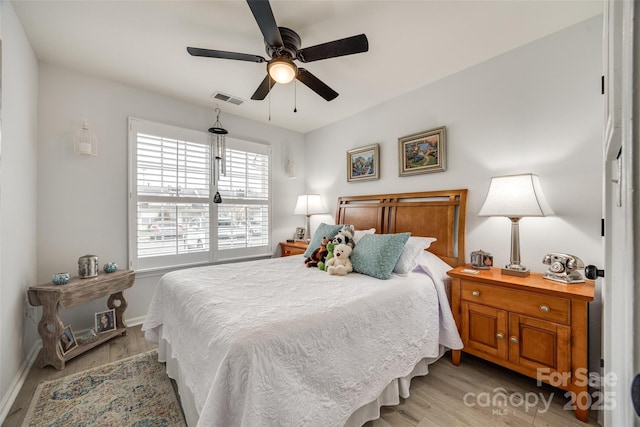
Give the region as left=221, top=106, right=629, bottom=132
left=326, top=243, right=353, bottom=276
left=304, top=237, right=330, bottom=268
left=332, top=224, right=356, bottom=249
left=318, top=241, right=335, bottom=271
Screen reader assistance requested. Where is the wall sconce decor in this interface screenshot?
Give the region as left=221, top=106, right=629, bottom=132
left=285, top=159, right=296, bottom=178
left=478, top=173, right=553, bottom=277
left=73, top=119, right=98, bottom=156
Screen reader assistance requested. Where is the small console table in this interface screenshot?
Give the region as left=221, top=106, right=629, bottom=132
left=27, top=269, right=135, bottom=370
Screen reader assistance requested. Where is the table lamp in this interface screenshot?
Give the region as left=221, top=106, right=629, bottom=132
left=478, top=173, right=553, bottom=277
left=293, top=194, right=327, bottom=241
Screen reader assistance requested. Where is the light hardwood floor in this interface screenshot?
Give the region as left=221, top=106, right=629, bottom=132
left=366, top=354, right=600, bottom=427
left=4, top=326, right=599, bottom=427
left=2, top=325, right=157, bottom=427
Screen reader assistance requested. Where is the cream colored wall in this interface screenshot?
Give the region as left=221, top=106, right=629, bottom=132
left=0, top=0, right=39, bottom=419
left=35, top=63, right=306, bottom=330
left=305, top=17, right=604, bottom=373
left=0, top=9, right=605, bottom=421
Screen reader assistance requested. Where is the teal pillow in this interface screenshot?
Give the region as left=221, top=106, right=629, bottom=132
left=351, top=232, right=411, bottom=280
left=303, top=223, right=347, bottom=258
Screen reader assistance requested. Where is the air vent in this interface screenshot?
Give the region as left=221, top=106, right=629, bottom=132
left=211, top=92, right=244, bottom=106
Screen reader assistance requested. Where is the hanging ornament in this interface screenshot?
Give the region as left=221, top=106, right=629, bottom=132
left=208, top=107, right=228, bottom=204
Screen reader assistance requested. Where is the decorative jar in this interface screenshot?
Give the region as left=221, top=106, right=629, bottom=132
left=103, top=262, right=118, bottom=273
left=51, top=272, right=71, bottom=285
left=78, top=255, right=99, bottom=278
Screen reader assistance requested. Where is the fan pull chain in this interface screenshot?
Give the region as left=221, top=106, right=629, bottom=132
left=294, top=80, right=297, bottom=113
left=268, top=75, right=272, bottom=121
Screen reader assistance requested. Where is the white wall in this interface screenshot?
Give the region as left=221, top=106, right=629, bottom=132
left=0, top=8, right=604, bottom=418
left=305, top=17, right=604, bottom=372
left=0, top=0, right=39, bottom=418
left=35, top=63, right=305, bottom=333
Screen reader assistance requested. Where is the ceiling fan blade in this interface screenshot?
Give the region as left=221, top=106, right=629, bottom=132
left=246, top=0, right=283, bottom=48
left=297, top=34, right=368, bottom=63
left=251, top=75, right=277, bottom=100
left=296, top=68, right=338, bottom=101
left=187, top=47, right=266, bottom=63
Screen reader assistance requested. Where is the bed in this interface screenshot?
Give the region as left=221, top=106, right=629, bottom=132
left=142, top=189, right=467, bottom=427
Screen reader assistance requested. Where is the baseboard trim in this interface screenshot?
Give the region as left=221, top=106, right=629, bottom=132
left=0, top=341, right=41, bottom=424
left=126, top=315, right=146, bottom=327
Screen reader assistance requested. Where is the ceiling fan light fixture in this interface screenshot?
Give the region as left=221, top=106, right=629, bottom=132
left=268, top=57, right=297, bottom=84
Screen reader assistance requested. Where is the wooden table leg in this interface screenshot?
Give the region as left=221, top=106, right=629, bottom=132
left=36, top=292, right=65, bottom=370
left=108, top=291, right=128, bottom=333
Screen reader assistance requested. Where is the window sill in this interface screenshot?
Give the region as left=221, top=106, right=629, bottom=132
left=134, top=254, right=273, bottom=279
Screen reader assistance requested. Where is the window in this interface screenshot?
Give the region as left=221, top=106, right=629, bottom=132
left=128, top=118, right=271, bottom=271
left=216, top=140, right=270, bottom=257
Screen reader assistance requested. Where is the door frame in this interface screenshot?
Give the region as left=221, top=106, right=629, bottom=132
left=602, top=0, right=637, bottom=425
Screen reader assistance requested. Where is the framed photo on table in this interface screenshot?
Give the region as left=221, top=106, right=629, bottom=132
left=59, top=325, right=77, bottom=355
left=95, top=309, right=116, bottom=334
left=347, top=144, right=379, bottom=182
left=294, top=227, right=306, bottom=241
left=398, top=126, right=446, bottom=176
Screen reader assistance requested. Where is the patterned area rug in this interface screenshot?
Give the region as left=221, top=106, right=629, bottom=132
left=21, top=350, right=186, bottom=427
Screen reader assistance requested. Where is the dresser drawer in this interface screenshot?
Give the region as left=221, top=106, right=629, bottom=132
left=283, top=246, right=306, bottom=256
left=461, top=281, right=570, bottom=324
left=280, top=241, right=308, bottom=257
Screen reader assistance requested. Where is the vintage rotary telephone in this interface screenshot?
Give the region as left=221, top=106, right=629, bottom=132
left=542, top=253, right=585, bottom=283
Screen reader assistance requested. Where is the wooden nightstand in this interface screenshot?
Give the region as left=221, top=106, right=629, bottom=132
left=447, top=266, right=594, bottom=422
left=279, top=241, right=308, bottom=257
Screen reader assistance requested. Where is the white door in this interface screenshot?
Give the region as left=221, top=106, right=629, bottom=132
left=601, top=1, right=637, bottom=425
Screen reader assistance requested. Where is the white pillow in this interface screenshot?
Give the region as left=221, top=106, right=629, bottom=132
left=393, top=236, right=437, bottom=276
left=353, top=228, right=376, bottom=244
left=416, top=249, right=452, bottom=282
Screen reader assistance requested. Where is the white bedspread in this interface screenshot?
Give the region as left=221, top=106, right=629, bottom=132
left=143, top=256, right=462, bottom=427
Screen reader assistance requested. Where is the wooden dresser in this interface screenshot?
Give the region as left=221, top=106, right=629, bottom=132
left=447, top=266, right=595, bottom=422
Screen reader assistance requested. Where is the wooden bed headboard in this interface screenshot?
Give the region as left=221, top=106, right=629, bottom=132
left=336, top=190, right=468, bottom=267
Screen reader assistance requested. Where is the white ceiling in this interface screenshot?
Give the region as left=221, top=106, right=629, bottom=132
left=12, top=0, right=602, bottom=134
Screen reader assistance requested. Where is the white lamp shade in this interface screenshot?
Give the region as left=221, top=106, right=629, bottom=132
left=478, top=173, right=553, bottom=217
left=293, top=194, right=326, bottom=216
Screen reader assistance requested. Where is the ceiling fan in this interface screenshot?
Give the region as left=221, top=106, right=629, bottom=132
left=187, top=0, right=369, bottom=102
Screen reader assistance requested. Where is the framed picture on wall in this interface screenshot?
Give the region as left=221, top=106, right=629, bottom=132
left=398, top=126, right=446, bottom=176
left=347, top=144, right=379, bottom=182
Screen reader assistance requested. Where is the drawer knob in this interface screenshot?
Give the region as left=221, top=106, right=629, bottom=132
left=539, top=305, right=550, bottom=313
left=496, top=333, right=504, bottom=340
left=510, top=336, right=518, bottom=343
left=472, top=290, right=480, bottom=297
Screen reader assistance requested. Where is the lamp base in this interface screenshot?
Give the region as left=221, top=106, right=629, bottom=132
left=543, top=271, right=585, bottom=284
left=501, top=266, right=530, bottom=277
